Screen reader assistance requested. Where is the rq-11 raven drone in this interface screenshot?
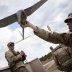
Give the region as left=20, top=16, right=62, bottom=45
left=0, top=0, right=48, bottom=40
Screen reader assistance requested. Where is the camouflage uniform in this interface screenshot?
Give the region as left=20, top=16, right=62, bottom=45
left=53, top=45, right=72, bottom=71
left=34, top=27, right=72, bottom=71
left=34, top=26, right=72, bottom=47
left=5, top=50, right=29, bottom=72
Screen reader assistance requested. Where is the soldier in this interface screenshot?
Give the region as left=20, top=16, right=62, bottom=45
left=17, top=12, right=72, bottom=47
left=17, top=11, right=72, bottom=72
left=50, top=45, right=72, bottom=72
left=5, top=42, right=29, bottom=72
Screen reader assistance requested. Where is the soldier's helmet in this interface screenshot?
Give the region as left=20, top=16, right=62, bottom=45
left=7, top=42, right=14, bottom=47
left=65, top=13, right=72, bottom=23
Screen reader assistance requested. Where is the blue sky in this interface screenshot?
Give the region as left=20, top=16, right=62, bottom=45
left=0, top=0, right=72, bottom=68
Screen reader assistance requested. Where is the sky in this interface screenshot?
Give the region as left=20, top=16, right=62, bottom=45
left=0, top=0, right=72, bottom=68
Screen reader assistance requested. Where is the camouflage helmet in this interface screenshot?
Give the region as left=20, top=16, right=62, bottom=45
left=65, top=13, right=72, bottom=23
left=7, top=42, right=14, bottom=47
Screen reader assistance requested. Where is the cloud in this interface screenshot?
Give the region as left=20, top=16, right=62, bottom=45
left=0, top=26, right=57, bottom=68
left=0, top=0, right=72, bottom=68
left=0, top=27, right=12, bottom=42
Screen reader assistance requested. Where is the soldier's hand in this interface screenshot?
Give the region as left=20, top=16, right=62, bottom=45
left=20, top=51, right=26, bottom=56
left=20, top=51, right=23, bottom=56
left=21, top=21, right=30, bottom=28
left=20, top=51, right=26, bottom=60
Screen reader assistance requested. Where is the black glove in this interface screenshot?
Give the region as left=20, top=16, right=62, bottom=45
left=20, top=51, right=27, bottom=61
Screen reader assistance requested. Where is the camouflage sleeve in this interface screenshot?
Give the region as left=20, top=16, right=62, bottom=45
left=54, top=55, right=60, bottom=66
left=34, top=26, right=65, bottom=44
left=5, top=51, right=22, bottom=63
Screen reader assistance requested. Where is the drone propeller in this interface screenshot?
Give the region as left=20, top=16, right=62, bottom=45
left=18, top=30, right=23, bottom=37
left=22, top=27, right=24, bottom=40
left=15, top=35, right=31, bottom=44
left=18, top=27, right=24, bottom=40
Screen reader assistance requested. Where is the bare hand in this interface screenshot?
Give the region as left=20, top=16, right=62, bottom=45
left=21, top=21, right=31, bottom=28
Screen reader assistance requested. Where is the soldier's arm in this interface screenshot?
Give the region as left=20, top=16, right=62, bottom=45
left=50, top=48, right=60, bottom=66
left=17, top=10, right=69, bottom=45
left=22, top=22, right=68, bottom=44
left=33, top=26, right=71, bottom=47
left=5, top=51, right=22, bottom=63
left=34, top=26, right=65, bottom=44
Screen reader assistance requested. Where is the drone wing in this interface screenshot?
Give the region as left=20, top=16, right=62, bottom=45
left=0, top=0, right=47, bottom=28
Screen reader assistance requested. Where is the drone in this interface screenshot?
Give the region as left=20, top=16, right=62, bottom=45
left=0, top=0, right=47, bottom=42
